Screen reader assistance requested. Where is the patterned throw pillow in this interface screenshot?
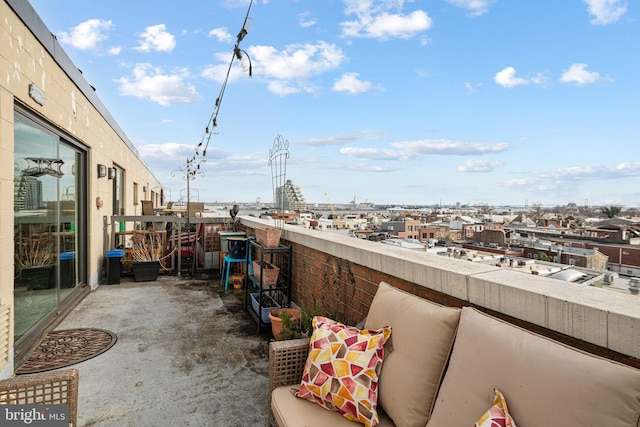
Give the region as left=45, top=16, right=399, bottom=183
left=473, top=389, right=517, bottom=427
left=294, top=316, right=391, bottom=427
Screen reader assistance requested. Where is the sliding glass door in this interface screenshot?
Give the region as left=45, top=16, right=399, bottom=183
left=13, top=113, right=85, bottom=342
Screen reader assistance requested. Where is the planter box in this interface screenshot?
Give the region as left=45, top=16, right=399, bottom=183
left=132, top=261, right=160, bottom=282
left=255, top=227, right=282, bottom=248
left=250, top=293, right=281, bottom=324
left=20, top=265, right=54, bottom=290
left=252, top=260, right=280, bottom=287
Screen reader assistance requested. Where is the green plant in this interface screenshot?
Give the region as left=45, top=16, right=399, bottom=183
left=276, top=310, right=302, bottom=341
left=276, top=304, right=321, bottom=341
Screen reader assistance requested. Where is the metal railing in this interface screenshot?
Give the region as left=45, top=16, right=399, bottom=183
left=104, top=215, right=234, bottom=276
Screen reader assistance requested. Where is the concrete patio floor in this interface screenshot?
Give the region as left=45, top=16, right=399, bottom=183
left=51, top=274, right=272, bottom=426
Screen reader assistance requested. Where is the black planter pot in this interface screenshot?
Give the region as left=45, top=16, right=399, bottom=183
left=19, top=265, right=54, bottom=290
left=132, top=261, right=160, bottom=282
left=227, top=237, right=248, bottom=259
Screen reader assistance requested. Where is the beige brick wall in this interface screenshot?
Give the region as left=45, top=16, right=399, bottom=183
left=0, top=1, right=162, bottom=374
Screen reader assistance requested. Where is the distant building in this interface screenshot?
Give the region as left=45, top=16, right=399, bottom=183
left=275, top=179, right=307, bottom=211
left=381, top=218, right=421, bottom=239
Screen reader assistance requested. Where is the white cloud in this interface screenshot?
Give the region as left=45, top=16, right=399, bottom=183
left=583, top=0, right=627, bottom=25
left=457, top=159, right=504, bottom=172
left=267, top=81, right=303, bottom=96
left=208, top=27, right=233, bottom=43
left=202, top=42, right=343, bottom=96
left=249, top=42, right=345, bottom=80
left=505, top=162, right=640, bottom=197
left=444, top=0, right=496, bottom=16
left=332, top=72, right=373, bottom=94
left=530, top=71, right=550, bottom=86
left=494, top=67, right=528, bottom=88
left=341, top=1, right=432, bottom=40
left=464, top=81, right=482, bottom=93
left=115, top=63, right=199, bottom=106
left=299, top=12, right=317, bottom=28
left=560, top=63, right=602, bottom=85
left=201, top=56, right=246, bottom=84
left=204, top=42, right=345, bottom=96
left=138, top=142, right=194, bottom=159
left=340, top=147, right=414, bottom=161
left=107, top=46, right=122, bottom=56
left=135, top=24, right=176, bottom=52
left=58, top=19, right=113, bottom=50
left=340, top=139, right=512, bottom=161
left=303, top=131, right=384, bottom=146
left=391, top=139, right=512, bottom=155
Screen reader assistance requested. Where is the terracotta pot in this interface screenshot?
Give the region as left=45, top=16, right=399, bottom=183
left=268, top=308, right=301, bottom=339
left=231, top=273, right=244, bottom=289
left=252, top=260, right=280, bottom=287
left=255, top=227, right=282, bottom=248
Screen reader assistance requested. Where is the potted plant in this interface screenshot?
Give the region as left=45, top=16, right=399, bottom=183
left=130, top=230, right=164, bottom=281
left=252, top=260, right=280, bottom=287
left=15, top=234, right=55, bottom=290
left=268, top=308, right=301, bottom=339
left=269, top=305, right=321, bottom=340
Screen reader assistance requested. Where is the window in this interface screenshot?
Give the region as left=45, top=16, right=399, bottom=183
left=134, top=182, right=139, bottom=205
left=112, top=165, right=124, bottom=215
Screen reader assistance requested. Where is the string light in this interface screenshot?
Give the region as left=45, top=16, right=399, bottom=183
left=195, top=0, right=254, bottom=160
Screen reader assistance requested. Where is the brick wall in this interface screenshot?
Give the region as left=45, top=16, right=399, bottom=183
left=241, top=219, right=640, bottom=369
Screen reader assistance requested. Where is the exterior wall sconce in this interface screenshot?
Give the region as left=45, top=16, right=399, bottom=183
left=108, top=167, right=116, bottom=179
left=143, top=186, right=147, bottom=193
left=97, top=164, right=107, bottom=178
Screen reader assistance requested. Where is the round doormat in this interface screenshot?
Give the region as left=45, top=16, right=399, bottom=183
left=17, top=328, right=117, bottom=374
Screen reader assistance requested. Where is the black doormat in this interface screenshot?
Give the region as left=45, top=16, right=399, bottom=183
left=17, top=328, right=117, bottom=374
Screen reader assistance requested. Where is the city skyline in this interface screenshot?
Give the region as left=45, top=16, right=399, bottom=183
left=29, top=0, right=639, bottom=206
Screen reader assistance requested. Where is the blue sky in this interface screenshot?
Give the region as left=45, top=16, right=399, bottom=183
left=29, top=0, right=639, bottom=208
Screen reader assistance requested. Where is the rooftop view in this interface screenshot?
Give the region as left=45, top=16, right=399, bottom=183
left=3, top=1, right=639, bottom=425
left=29, top=0, right=640, bottom=207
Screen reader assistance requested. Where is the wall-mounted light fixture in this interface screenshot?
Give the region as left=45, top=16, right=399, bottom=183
left=143, top=186, right=147, bottom=193
left=108, top=167, right=116, bottom=180
left=97, top=164, right=107, bottom=178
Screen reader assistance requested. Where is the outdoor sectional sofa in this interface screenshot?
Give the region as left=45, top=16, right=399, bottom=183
left=269, top=282, right=640, bottom=427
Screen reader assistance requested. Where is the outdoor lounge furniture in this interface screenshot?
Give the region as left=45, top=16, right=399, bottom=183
left=0, top=368, right=78, bottom=426
left=269, top=282, right=640, bottom=427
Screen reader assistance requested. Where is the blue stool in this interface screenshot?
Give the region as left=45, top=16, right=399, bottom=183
left=220, top=255, right=247, bottom=290
left=220, top=236, right=255, bottom=290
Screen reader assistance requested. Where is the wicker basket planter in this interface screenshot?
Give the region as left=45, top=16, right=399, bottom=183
left=255, top=227, right=282, bottom=248
left=252, top=260, right=280, bottom=287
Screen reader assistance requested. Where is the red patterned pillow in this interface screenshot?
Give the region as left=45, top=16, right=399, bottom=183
left=473, top=389, right=518, bottom=427
left=294, top=316, right=391, bottom=427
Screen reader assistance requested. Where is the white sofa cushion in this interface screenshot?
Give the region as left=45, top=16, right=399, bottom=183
left=427, top=307, right=640, bottom=427
left=364, top=282, right=461, bottom=427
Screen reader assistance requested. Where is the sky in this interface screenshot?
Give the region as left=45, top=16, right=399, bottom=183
left=28, top=0, right=639, bottom=208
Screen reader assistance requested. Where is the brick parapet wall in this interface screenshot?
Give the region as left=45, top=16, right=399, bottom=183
left=240, top=217, right=640, bottom=369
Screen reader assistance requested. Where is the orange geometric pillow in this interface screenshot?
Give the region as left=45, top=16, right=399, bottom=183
left=473, top=389, right=518, bottom=427
left=294, top=316, right=391, bottom=427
